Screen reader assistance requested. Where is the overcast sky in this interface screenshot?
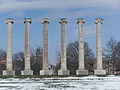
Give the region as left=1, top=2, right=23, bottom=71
left=0, top=0, right=120, bottom=64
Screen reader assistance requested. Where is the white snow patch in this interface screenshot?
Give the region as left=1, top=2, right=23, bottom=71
left=0, top=76, right=119, bottom=90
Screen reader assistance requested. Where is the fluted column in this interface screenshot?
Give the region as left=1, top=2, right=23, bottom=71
left=24, top=18, right=31, bottom=70
left=78, top=18, right=85, bottom=70
left=3, top=18, right=15, bottom=75
left=58, top=18, right=69, bottom=75
left=95, top=19, right=103, bottom=70
left=60, top=18, right=67, bottom=70
left=40, top=18, right=53, bottom=75
left=76, top=18, right=88, bottom=75
left=94, top=18, right=106, bottom=75
left=6, top=19, right=13, bottom=70
left=21, top=18, right=33, bottom=75
left=42, top=18, right=49, bottom=70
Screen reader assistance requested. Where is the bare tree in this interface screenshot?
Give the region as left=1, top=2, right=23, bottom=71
left=0, top=49, right=6, bottom=74
left=30, top=47, right=43, bottom=75
left=56, top=41, right=94, bottom=75
left=104, top=38, right=117, bottom=74
left=114, top=41, right=120, bottom=72
left=0, top=49, right=7, bottom=60
left=13, top=52, right=24, bottom=70
left=13, top=46, right=43, bottom=75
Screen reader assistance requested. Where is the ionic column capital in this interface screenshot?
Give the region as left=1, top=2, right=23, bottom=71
left=24, top=18, right=32, bottom=24
left=42, top=18, right=50, bottom=24
left=95, top=18, right=103, bottom=24
left=5, top=18, right=14, bottom=24
left=60, top=18, right=67, bottom=24
left=77, top=18, right=85, bottom=24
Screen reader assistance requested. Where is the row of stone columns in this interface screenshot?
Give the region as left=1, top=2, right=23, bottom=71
left=58, top=18, right=106, bottom=75
left=2, top=18, right=106, bottom=75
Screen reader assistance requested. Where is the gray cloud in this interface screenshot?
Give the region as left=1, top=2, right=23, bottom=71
left=0, top=0, right=119, bottom=14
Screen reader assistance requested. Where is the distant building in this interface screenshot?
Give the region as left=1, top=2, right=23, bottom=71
left=103, top=60, right=116, bottom=75
left=0, top=60, right=6, bottom=75
left=85, top=59, right=96, bottom=75
left=85, top=58, right=117, bottom=75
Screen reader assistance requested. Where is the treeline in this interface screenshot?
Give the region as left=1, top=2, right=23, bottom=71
left=104, top=38, right=120, bottom=73
left=55, top=38, right=120, bottom=75
left=0, top=38, right=120, bottom=75
left=55, top=41, right=94, bottom=75
left=0, top=47, right=43, bottom=75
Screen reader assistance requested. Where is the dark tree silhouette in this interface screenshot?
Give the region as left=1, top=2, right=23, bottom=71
left=56, top=41, right=94, bottom=75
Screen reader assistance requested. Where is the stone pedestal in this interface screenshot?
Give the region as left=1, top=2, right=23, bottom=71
left=76, top=70, right=88, bottom=75
left=3, top=70, right=15, bottom=75
left=40, top=70, right=53, bottom=75
left=21, top=70, right=33, bottom=75
left=58, top=70, right=70, bottom=75
left=94, top=70, right=106, bottom=75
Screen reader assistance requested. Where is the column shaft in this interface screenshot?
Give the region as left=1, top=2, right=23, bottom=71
left=25, top=22, right=31, bottom=70
left=61, top=22, right=67, bottom=70
left=40, top=18, right=53, bottom=75
left=58, top=18, right=69, bottom=75
left=7, top=23, right=13, bottom=70
left=94, top=18, right=106, bottom=75
left=76, top=19, right=88, bottom=75
left=96, top=22, right=103, bottom=70
left=43, top=23, right=48, bottom=70
left=78, top=22, right=84, bottom=70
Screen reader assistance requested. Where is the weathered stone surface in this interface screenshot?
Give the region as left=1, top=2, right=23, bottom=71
left=57, top=18, right=70, bottom=75
left=59, top=18, right=68, bottom=70
left=95, top=18, right=103, bottom=70
left=3, top=70, right=15, bottom=75
left=94, top=18, right=106, bottom=75
left=40, top=70, right=53, bottom=75
left=24, top=18, right=31, bottom=70
left=76, top=70, right=88, bottom=75
left=6, top=18, right=14, bottom=71
left=21, top=18, right=33, bottom=75
left=42, top=18, right=49, bottom=70
left=77, top=18, right=85, bottom=70
left=58, top=70, right=70, bottom=75
left=76, top=18, right=87, bottom=75
left=94, top=70, right=106, bottom=75
left=21, top=70, right=33, bottom=75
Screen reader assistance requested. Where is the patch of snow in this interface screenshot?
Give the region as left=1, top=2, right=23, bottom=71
left=0, top=76, right=119, bottom=90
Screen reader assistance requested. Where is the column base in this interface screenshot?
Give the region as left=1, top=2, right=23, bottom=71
left=3, top=70, right=15, bottom=75
left=21, top=70, right=33, bottom=75
left=58, top=70, right=70, bottom=75
left=76, top=70, right=88, bottom=75
left=40, top=70, right=53, bottom=75
left=94, top=70, right=106, bottom=75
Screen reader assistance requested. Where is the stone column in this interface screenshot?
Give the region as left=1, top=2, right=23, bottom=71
left=58, top=18, right=70, bottom=75
left=21, top=18, right=33, bottom=75
left=76, top=18, right=88, bottom=75
left=3, top=18, right=15, bottom=75
left=40, top=18, right=53, bottom=75
left=94, top=18, right=106, bottom=75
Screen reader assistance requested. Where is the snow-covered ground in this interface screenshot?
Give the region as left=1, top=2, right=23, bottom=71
left=0, top=75, right=119, bottom=90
